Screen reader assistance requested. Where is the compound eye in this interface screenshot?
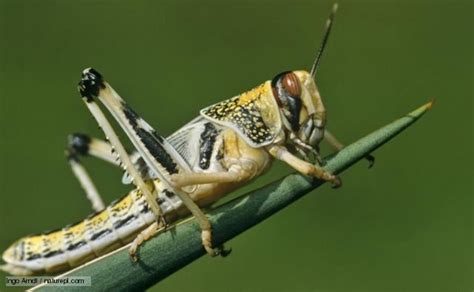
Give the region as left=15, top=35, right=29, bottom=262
left=282, top=72, right=301, bottom=98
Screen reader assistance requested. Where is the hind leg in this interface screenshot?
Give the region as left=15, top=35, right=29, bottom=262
left=76, top=72, right=164, bottom=222
left=78, top=68, right=228, bottom=258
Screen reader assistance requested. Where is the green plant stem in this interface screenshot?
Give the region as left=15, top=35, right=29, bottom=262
left=32, top=101, right=433, bottom=292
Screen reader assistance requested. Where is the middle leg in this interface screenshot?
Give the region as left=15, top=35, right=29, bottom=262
left=65, top=133, right=119, bottom=212
left=65, top=133, right=148, bottom=212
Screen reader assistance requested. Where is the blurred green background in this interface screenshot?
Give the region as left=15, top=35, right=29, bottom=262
left=0, top=0, right=472, bottom=291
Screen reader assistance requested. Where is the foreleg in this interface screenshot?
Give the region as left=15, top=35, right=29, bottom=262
left=268, top=145, right=341, bottom=188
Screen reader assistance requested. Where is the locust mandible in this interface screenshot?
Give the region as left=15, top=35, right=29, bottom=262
left=1, top=4, right=373, bottom=276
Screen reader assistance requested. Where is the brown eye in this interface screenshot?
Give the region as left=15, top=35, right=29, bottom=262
left=270, top=71, right=303, bottom=131
left=282, top=72, right=301, bottom=97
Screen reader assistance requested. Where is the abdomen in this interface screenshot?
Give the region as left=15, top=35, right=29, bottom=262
left=1, top=187, right=171, bottom=275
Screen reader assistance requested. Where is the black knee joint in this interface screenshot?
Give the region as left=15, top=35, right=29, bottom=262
left=78, top=68, right=105, bottom=102
left=67, top=133, right=91, bottom=157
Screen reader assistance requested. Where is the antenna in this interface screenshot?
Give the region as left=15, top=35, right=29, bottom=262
left=309, top=3, right=339, bottom=79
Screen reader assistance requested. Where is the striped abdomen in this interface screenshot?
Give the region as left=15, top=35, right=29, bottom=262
left=2, top=184, right=182, bottom=275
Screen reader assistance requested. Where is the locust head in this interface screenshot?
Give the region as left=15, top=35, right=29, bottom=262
left=270, top=3, right=338, bottom=160
left=201, top=3, right=337, bottom=157
left=271, top=70, right=326, bottom=160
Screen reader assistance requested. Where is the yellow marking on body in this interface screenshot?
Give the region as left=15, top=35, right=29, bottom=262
left=24, top=235, right=43, bottom=259
left=43, top=230, right=64, bottom=253
left=201, top=81, right=282, bottom=146
left=129, top=184, right=153, bottom=202
left=110, top=194, right=134, bottom=215
left=87, top=210, right=110, bottom=231
left=134, top=189, right=143, bottom=199
left=237, top=83, right=267, bottom=105
left=254, top=82, right=280, bottom=129
left=223, top=130, right=240, bottom=159
left=64, top=221, right=87, bottom=242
